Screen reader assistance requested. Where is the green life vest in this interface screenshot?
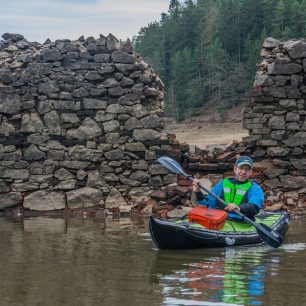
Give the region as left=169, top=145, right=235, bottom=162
left=222, top=178, right=252, bottom=206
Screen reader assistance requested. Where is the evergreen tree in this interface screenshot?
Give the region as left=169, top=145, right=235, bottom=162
left=134, top=0, right=306, bottom=121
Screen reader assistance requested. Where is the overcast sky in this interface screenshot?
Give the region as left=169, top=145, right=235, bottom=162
left=0, top=0, right=169, bottom=43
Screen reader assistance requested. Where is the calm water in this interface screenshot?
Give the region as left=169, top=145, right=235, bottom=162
left=0, top=216, right=305, bottom=306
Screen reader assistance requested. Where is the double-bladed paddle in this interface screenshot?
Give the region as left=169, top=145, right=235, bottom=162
left=157, top=155, right=284, bottom=248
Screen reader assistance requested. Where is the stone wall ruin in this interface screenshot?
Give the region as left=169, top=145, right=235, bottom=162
left=243, top=37, right=306, bottom=215
left=0, top=33, right=176, bottom=213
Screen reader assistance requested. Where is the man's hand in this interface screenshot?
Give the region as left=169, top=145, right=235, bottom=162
left=192, top=179, right=200, bottom=192
left=224, top=203, right=240, bottom=212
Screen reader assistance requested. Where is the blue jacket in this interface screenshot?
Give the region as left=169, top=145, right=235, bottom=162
left=197, top=178, right=264, bottom=220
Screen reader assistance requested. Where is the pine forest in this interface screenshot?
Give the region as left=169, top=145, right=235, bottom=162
left=134, top=0, right=306, bottom=121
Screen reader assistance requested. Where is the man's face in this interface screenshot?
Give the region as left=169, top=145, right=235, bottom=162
left=234, top=164, right=253, bottom=182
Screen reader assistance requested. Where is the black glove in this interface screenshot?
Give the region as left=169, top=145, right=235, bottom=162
left=195, top=191, right=206, bottom=201
left=239, top=203, right=260, bottom=220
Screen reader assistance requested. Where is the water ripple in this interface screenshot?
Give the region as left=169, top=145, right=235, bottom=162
left=280, top=243, right=306, bottom=252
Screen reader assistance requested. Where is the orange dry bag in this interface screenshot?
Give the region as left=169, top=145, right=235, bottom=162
left=187, top=206, right=227, bottom=230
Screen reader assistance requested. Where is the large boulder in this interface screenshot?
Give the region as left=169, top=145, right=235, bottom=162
left=24, top=191, right=66, bottom=211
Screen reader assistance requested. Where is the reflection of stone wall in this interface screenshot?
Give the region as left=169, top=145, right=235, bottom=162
left=243, top=38, right=306, bottom=214
left=0, top=217, right=162, bottom=305
left=0, top=33, right=175, bottom=212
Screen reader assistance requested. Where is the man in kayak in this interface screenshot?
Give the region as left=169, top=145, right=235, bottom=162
left=192, top=156, right=264, bottom=220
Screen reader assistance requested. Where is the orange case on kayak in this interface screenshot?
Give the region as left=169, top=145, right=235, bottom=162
left=187, top=206, right=227, bottom=230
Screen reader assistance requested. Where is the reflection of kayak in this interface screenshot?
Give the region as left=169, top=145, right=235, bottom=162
left=149, top=212, right=290, bottom=250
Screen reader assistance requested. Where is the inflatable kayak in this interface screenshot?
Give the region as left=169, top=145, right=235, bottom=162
left=149, top=211, right=290, bottom=250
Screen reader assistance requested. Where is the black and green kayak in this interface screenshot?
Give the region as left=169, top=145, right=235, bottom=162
left=149, top=211, right=290, bottom=250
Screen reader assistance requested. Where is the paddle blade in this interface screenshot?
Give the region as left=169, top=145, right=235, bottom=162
left=256, top=222, right=283, bottom=248
left=157, top=156, right=187, bottom=177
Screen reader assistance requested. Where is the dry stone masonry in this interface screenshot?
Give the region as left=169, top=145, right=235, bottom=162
left=243, top=37, right=306, bottom=215
left=0, top=33, right=176, bottom=213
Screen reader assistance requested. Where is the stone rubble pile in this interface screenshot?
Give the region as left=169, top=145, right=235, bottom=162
left=0, top=32, right=177, bottom=213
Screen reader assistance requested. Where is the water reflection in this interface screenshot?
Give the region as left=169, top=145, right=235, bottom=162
left=24, top=217, right=67, bottom=233
left=0, top=216, right=160, bottom=306
left=0, top=217, right=306, bottom=306
left=151, top=245, right=292, bottom=306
